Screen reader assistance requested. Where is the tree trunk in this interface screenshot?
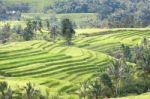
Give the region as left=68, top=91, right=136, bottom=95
left=96, top=95, right=98, bottom=99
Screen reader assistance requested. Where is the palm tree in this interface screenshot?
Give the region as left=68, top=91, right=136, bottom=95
left=136, top=49, right=150, bottom=75
left=4, top=87, right=13, bottom=99
left=24, top=82, right=40, bottom=99
left=108, top=59, right=131, bottom=96
left=0, top=81, right=8, bottom=97
left=45, top=18, right=60, bottom=42
left=38, top=20, right=43, bottom=32
left=61, top=18, right=75, bottom=45
left=100, top=73, right=114, bottom=96
left=76, top=81, right=89, bottom=99
left=121, top=44, right=132, bottom=61
left=88, top=80, right=101, bottom=99
left=0, top=81, right=13, bottom=99
left=0, top=24, right=11, bottom=43
left=23, top=20, right=34, bottom=41
left=134, top=38, right=150, bottom=76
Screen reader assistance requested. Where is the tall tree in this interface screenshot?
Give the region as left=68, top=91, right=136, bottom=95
left=121, top=44, right=132, bottom=61
left=23, top=20, right=34, bottom=41
left=61, top=19, right=75, bottom=45
left=0, top=81, right=13, bottom=99
left=108, top=59, right=131, bottom=96
left=89, top=80, right=101, bottom=99
left=76, top=81, right=89, bottom=99
left=0, top=1, right=7, bottom=20
left=46, top=16, right=60, bottom=42
left=37, top=20, right=43, bottom=32
left=100, top=73, right=113, bottom=94
left=0, top=24, right=11, bottom=43
left=135, top=38, right=150, bottom=76
left=24, top=82, right=40, bottom=99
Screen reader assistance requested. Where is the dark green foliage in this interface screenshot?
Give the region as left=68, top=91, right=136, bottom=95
left=0, top=82, right=53, bottom=99
left=46, top=19, right=50, bottom=30
left=119, top=39, right=150, bottom=72
left=61, top=19, right=75, bottom=45
left=132, top=38, right=150, bottom=75
left=32, top=19, right=43, bottom=32
left=108, top=59, right=132, bottom=96
left=0, top=1, right=22, bottom=20
left=0, top=23, right=11, bottom=43
left=46, top=16, right=60, bottom=42
left=89, top=80, right=101, bottom=99
left=77, top=79, right=102, bottom=99
left=37, top=20, right=43, bottom=32
left=121, top=78, right=150, bottom=96
left=0, top=1, right=7, bottom=20
left=24, top=82, right=40, bottom=99
left=100, top=73, right=113, bottom=92
left=77, top=58, right=135, bottom=98
left=22, top=19, right=43, bottom=41
left=50, top=0, right=150, bottom=28
left=0, top=81, right=8, bottom=96
left=121, top=44, right=132, bottom=61
left=76, top=82, right=89, bottom=99
left=1, top=0, right=150, bottom=27
left=13, top=25, right=23, bottom=34
left=99, top=0, right=150, bottom=27
left=0, top=81, right=13, bottom=99
left=23, top=20, right=35, bottom=41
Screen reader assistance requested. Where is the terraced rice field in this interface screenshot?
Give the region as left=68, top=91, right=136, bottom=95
left=75, top=29, right=150, bottom=52
left=0, top=41, right=110, bottom=98
left=0, top=29, right=150, bottom=98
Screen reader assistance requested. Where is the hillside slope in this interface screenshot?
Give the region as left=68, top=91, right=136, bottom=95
left=0, top=40, right=110, bottom=98
left=0, top=29, right=150, bottom=98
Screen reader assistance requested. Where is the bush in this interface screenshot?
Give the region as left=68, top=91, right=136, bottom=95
left=121, top=79, right=150, bottom=96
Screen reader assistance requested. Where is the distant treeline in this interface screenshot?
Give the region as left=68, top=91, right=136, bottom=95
left=0, top=1, right=28, bottom=20
left=1, top=0, right=150, bottom=28
left=49, top=0, right=150, bottom=28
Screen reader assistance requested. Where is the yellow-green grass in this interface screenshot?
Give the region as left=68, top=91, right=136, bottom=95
left=112, top=92, right=150, bottom=99
left=74, top=29, right=150, bottom=53
left=0, top=40, right=110, bottom=98
left=76, top=28, right=102, bottom=34
left=76, top=28, right=150, bottom=35
left=0, top=21, right=26, bottom=28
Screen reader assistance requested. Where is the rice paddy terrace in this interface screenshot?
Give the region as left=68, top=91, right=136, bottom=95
left=0, top=29, right=150, bottom=98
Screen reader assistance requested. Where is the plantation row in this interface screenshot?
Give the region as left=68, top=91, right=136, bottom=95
left=0, top=40, right=110, bottom=98
left=75, top=30, right=150, bottom=53
left=0, top=29, right=150, bottom=98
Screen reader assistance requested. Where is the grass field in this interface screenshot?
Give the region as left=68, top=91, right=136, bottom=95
left=0, top=29, right=150, bottom=98
left=112, top=92, right=150, bottom=99
left=0, top=21, right=25, bottom=28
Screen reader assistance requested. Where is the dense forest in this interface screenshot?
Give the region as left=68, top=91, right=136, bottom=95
left=1, top=0, right=150, bottom=28
left=51, top=0, right=150, bottom=27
